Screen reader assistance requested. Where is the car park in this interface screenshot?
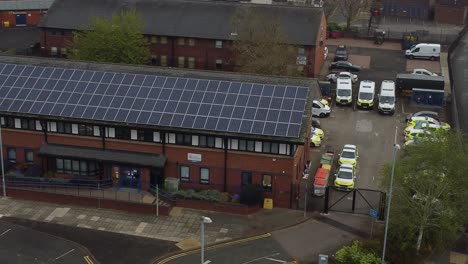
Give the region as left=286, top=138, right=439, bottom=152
left=312, top=100, right=331, bottom=117
left=378, top=80, right=396, bottom=115
left=329, top=61, right=361, bottom=72
left=412, top=68, right=438, bottom=76
left=334, top=164, right=355, bottom=191
left=335, top=78, right=353, bottom=106
left=357, top=80, right=375, bottom=109
left=405, top=111, right=439, bottom=122
left=326, top=71, right=358, bottom=83
left=334, top=45, right=348, bottom=61
left=338, top=144, right=358, bottom=167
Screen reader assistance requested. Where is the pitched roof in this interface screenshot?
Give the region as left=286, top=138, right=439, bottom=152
left=0, top=0, right=54, bottom=11
left=39, top=0, right=323, bottom=46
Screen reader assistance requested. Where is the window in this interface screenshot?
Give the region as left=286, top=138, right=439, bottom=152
left=115, top=127, right=131, bottom=140
left=47, top=121, right=57, bottom=132
left=55, top=158, right=97, bottom=177
left=72, top=123, right=78, bottom=134
left=7, top=148, right=16, bottom=163
left=25, top=150, right=34, bottom=163
left=298, top=47, right=305, bottom=55
left=262, top=142, right=271, bottom=153
left=105, top=127, right=115, bottom=138
left=229, top=139, right=238, bottom=150
left=50, top=31, right=57, bottom=36
left=279, top=143, right=288, bottom=155
left=192, top=135, right=199, bottom=146
left=160, top=55, right=168, bottom=67
left=200, top=168, right=210, bottom=184
left=271, top=142, right=279, bottom=154
left=153, top=131, right=161, bottom=142
left=20, top=119, right=35, bottom=130
left=78, top=124, right=93, bottom=136
left=72, top=160, right=80, bottom=175
left=247, top=140, right=255, bottom=152
left=207, top=136, right=215, bottom=148
left=93, top=126, right=100, bottom=137
left=150, top=36, right=158, bottom=44
left=131, top=129, right=138, bottom=140
left=166, top=133, right=176, bottom=144
left=215, top=59, right=222, bottom=70
left=255, top=141, right=262, bottom=152
left=188, top=57, right=195, bottom=69
left=151, top=55, right=158, bottom=65
left=180, top=166, right=190, bottom=182
left=241, top=171, right=252, bottom=186
left=80, top=161, right=87, bottom=176
left=64, top=159, right=71, bottom=173
left=177, top=37, right=185, bottom=45
left=215, top=40, right=223, bottom=48
left=51, top=47, right=58, bottom=56
left=61, top=48, right=67, bottom=57
left=56, top=158, right=64, bottom=173
left=57, top=122, right=72, bottom=134
left=160, top=36, right=167, bottom=44
left=262, top=175, right=272, bottom=191
left=178, top=56, right=185, bottom=68
left=188, top=38, right=195, bottom=46
left=14, top=118, right=21, bottom=128
left=215, top=137, right=223, bottom=148
left=238, top=139, right=246, bottom=151
left=35, top=120, right=42, bottom=131
left=199, top=136, right=207, bottom=147
left=138, top=130, right=153, bottom=142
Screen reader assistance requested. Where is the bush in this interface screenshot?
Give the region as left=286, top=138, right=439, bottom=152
left=327, top=22, right=339, bottom=31
left=219, top=192, right=231, bottom=203
left=335, top=241, right=380, bottom=264
left=239, top=184, right=264, bottom=206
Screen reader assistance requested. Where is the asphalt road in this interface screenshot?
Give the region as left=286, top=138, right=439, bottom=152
left=0, top=218, right=90, bottom=264
left=3, top=217, right=178, bottom=264
left=162, top=234, right=293, bottom=264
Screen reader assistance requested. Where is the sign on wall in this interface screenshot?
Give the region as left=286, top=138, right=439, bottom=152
left=187, top=153, right=202, bottom=163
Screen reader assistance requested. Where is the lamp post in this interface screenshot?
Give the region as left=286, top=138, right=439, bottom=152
left=200, top=216, right=212, bottom=264
left=0, top=124, right=5, bottom=197
left=381, top=143, right=400, bottom=264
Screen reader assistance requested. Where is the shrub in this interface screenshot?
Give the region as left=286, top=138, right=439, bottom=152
left=239, top=184, right=264, bottom=206
left=327, top=22, right=338, bottom=31
left=219, top=192, right=231, bottom=203
left=335, top=241, right=380, bottom=264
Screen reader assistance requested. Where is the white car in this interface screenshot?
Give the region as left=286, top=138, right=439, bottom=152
left=338, top=144, right=358, bottom=167
left=312, top=100, right=331, bottom=118
left=326, top=71, right=358, bottom=83
left=412, top=68, right=438, bottom=76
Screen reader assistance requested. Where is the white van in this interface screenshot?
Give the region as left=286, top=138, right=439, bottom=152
left=405, top=43, right=440, bottom=60
left=357, top=80, right=375, bottom=109
left=378, top=80, right=396, bottom=115
left=312, top=100, right=331, bottom=117
left=335, top=77, right=352, bottom=106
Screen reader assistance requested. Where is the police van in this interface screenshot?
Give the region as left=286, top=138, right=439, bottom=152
left=357, top=80, right=375, bottom=109
left=335, top=77, right=353, bottom=106
left=378, top=80, right=396, bottom=115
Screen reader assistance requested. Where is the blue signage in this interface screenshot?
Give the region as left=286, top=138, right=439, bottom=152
left=370, top=209, right=378, bottom=218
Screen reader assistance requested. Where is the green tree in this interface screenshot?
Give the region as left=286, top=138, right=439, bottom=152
left=68, top=9, right=150, bottom=64
left=335, top=241, right=380, bottom=264
left=381, top=132, right=468, bottom=262
left=231, top=8, right=302, bottom=77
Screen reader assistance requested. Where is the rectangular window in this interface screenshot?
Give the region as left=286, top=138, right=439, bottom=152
left=105, top=127, right=115, bottom=138
left=191, top=135, right=199, bottom=146
left=61, top=48, right=67, bottom=57
left=215, top=40, right=223, bottom=48
left=72, top=123, right=79, bottom=134
left=241, top=171, right=252, bottom=186
left=180, top=166, right=190, bottom=182
left=178, top=56, right=185, bottom=68
left=166, top=133, right=176, bottom=144
left=47, top=121, right=57, bottom=132
left=7, top=148, right=16, bottom=163
left=160, top=36, right=167, bottom=44
left=141, top=130, right=152, bottom=141
left=72, top=160, right=80, bottom=175
left=176, top=133, right=184, bottom=144
left=0, top=117, right=4, bottom=126
left=207, top=136, right=215, bottom=148
left=255, top=141, right=262, bottom=152
left=150, top=36, right=158, bottom=44
left=51, top=47, right=58, bottom=56
left=115, top=127, right=131, bottom=140
left=56, top=158, right=64, bottom=173
left=230, top=139, right=238, bottom=150
left=80, top=161, right=87, bottom=176
left=298, top=47, right=305, bottom=55
left=188, top=57, right=195, bottom=69
left=262, top=175, right=272, bottom=191
left=262, top=142, right=271, bottom=153
left=215, top=59, right=222, bottom=70
left=199, top=136, right=207, bottom=147
left=188, top=38, right=195, bottom=46
left=271, top=142, right=279, bottom=154
left=131, top=129, right=138, bottom=140
left=25, top=150, right=34, bottom=163
left=78, top=124, right=93, bottom=136
left=160, top=55, right=168, bottom=67
left=63, top=159, right=72, bottom=173
left=215, top=137, right=223, bottom=148
left=238, top=139, right=246, bottom=151
left=177, top=37, right=185, bottom=45
left=247, top=140, right=255, bottom=152
left=14, top=118, right=21, bottom=128
left=153, top=131, right=161, bottom=142
left=35, top=120, right=42, bottom=131
left=279, top=143, right=288, bottom=155
left=184, top=134, right=192, bottom=145
left=200, top=168, right=210, bottom=184
left=93, top=126, right=100, bottom=136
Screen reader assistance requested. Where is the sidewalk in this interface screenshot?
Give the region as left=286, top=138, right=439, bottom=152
left=326, top=37, right=402, bottom=51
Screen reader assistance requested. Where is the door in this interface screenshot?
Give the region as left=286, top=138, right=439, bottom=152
left=119, top=167, right=141, bottom=189
left=241, top=171, right=252, bottom=188
left=150, top=168, right=164, bottom=188
left=15, top=14, right=26, bottom=26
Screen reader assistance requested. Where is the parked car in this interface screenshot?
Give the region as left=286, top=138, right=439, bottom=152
left=334, top=164, right=355, bottom=191
left=312, top=100, right=331, bottom=117
left=412, top=68, right=438, bottom=76
left=326, top=71, right=358, bottom=83
left=310, top=131, right=321, bottom=147
left=312, top=126, right=324, bottom=139
left=405, top=111, right=439, bottom=122
left=334, top=45, right=348, bottom=61
left=329, top=61, right=361, bottom=72
left=338, top=144, right=359, bottom=167
left=312, top=118, right=321, bottom=129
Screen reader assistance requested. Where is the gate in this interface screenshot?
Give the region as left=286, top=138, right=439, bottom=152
left=323, top=186, right=386, bottom=221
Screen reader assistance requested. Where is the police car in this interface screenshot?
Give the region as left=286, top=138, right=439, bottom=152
left=334, top=164, right=355, bottom=191
left=407, top=116, right=451, bottom=130
left=338, top=144, right=359, bottom=167
left=310, top=131, right=321, bottom=147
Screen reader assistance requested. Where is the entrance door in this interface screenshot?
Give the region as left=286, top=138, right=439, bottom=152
left=150, top=168, right=164, bottom=188
left=119, top=167, right=141, bottom=189
left=241, top=171, right=252, bottom=188
left=15, top=14, right=26, bottom=26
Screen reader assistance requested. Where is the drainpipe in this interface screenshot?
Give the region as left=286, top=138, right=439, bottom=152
left=101, top=126, right=106, bottom=150
left=41, top=120, right=48, bottom=142
left=223, top=137, right=228, bottom=192
left=171, top=38, right=175, bottom=67
left=162, top=131, right=166, bottom=155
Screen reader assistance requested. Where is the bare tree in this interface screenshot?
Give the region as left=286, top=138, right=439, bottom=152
left=333, top=0, right=371, bottom=29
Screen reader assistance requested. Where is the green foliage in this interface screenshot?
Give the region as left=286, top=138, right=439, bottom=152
left=381, top=131, right=468, bottom=262
left=335, top=241, right=380, bottom=264
left=327, top=22, right=339, bottom=31
left=68, top=9, right=150, bottom=64
left=172, top=189, right=235, bottom=203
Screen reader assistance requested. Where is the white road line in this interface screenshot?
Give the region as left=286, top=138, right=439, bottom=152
left=203, top=261, right=211, bottom=264
left=241, top=253, right=280, bottom=264
left=265, top=257, right=286, bottom=263
left=0, top=229, right=11, bottom=237
left=55, top=249, right=75, bottom=260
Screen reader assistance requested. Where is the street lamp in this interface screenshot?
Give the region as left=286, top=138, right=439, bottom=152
left=381, top=143, right=400, bottom=264
left=200, top=216, right=212, bottom=264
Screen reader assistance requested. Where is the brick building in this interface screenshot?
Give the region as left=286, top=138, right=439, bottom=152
left=0, top=0, right=53, bottom=27
left=37, top=0, right=327, bottom=78
left=434, top=0, right=468, bottom=25
left=0, top=55, right=318, bottom=208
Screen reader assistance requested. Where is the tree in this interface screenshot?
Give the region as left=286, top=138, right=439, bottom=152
left=231, top=8, right=302, bottom=77
left=68, top=9, right=150, bottom=65
left=332, top=0, right=371, bottom=29
left=335, top=241, right=380, bottom=264
left=381, top=132, right=468, bottom=262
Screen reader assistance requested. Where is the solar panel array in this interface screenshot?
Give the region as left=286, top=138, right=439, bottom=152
left=0, top=63, right=309, bottom=138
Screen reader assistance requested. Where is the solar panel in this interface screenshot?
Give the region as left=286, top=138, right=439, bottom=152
left=0, top=63, right=310, bottom=138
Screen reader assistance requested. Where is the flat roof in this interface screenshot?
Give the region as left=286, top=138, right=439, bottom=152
left=0, top=55, right=319, bottom=143
left=0, top=0, right=54, bottom=11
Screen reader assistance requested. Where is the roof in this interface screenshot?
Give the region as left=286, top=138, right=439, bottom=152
left=39, top=143, right=167, bottom=167
left=39, top=0, right=323, bottom=46
left=0, top=0, right=54, bottom=11
left=0, top=55, right=319, bottom=143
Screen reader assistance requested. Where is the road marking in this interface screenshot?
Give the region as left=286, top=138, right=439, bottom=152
left=55, top=249, right=75, bottom=260
left=241, top=253, right=280, bottom=264
left=203, top=261, right=211, bottom=264
left=83, top=256, right=94, bottom=264
left=265, top=257, right=287, bottom=263
left=401, top=102, right=405, bottom=114
left=0, top=228, right=11, bottom=237
left=135, top=222, right=148, bottom=234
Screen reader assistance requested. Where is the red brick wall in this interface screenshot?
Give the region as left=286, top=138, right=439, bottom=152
left=0, top=10, right=46, bottom=27
left=311, top=13, right=327, bottom=78
left=434, top=4, right=467, bottom=25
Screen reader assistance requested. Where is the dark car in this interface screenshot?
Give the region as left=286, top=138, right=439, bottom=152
left=329, top=61, right=361, bottom=72
left=405, top=111, right=440, bottom=123
left=312, top=118, right=321, bottom=129
left=334, top=45, right=348, bottom=61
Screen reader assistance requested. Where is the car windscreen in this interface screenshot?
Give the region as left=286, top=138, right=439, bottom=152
left=337, top=89, right=351, bottom=96
left=336, top=50, right=347, bottom=55
left=338, top=170, right=353, bottom=179
left=341, top=150, right=355, bottom=159
left=359, top=92, right=373, bottom=100
left=380, top=96, right=394, bottom=104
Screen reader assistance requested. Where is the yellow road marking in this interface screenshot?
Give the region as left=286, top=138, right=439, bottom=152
left=157, top=233, right=271, bottom=264
left=83, top=255, right=93, bottom=264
